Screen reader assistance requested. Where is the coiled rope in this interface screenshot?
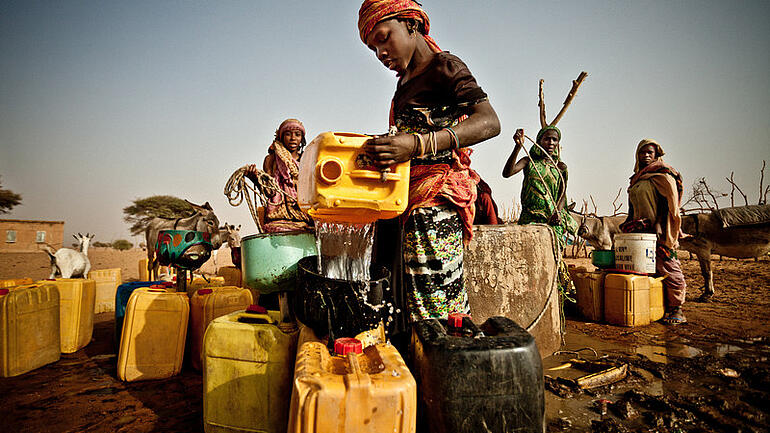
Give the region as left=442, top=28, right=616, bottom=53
left=224, top=165, right=284, bottom=233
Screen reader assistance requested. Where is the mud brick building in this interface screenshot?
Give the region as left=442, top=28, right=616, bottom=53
left=0, top=219, right=65, bottom=252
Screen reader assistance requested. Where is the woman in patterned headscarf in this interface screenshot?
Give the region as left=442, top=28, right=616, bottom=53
left=245, top=118, right=312, bottom=233
left=621, top=138, right=687, bottom=324
left=358, top=0, right=501, bottom=327
left=504, top=126, right=578, bottom=297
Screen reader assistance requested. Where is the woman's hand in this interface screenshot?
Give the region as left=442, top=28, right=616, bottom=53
left=513, top=128, right=524, bottom=148
left=363, top=133, right=416, bottom=168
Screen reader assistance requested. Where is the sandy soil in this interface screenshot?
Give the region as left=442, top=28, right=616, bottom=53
left=0, top=251, right=768, bottom=432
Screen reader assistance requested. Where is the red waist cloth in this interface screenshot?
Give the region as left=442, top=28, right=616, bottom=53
left=403, top=150, right=479, bottom=243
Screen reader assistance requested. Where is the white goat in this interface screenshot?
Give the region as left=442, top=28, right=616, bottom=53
left=42, top=233, right=94, bottom=278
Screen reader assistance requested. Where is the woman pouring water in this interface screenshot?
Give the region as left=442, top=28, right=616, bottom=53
left=621, top=139, right=687, bottom=325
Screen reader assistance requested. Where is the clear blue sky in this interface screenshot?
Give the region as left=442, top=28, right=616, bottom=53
left=2, top=1, right=769, bottom=244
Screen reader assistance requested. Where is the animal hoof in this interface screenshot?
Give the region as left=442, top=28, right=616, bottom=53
left=696, top=292, right=714, bottom=303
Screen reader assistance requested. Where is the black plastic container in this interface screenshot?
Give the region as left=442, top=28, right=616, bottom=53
left=411, top=315, right=545, bottom=433
left=294, top=255, right=389, bottom=344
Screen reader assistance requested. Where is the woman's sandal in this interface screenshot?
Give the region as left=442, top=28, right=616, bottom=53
left=663, top=309, right=687, bottom=325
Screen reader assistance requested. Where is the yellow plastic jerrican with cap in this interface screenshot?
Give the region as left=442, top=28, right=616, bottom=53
left=189, top=286, right=253, bottom=371
left=41, top=278, right=96, bottom=353
left=298, top=132, right=410, bottom=224
left=202, top=307, right=298, bottom=433
left=0, top=283, right=61, bottom=377
left=117, top=287, right=189, bottom=382
left=287, top=338, right=417, bottom=433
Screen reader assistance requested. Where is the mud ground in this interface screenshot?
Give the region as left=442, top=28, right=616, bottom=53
left=0, top=256, right=768, bottom=432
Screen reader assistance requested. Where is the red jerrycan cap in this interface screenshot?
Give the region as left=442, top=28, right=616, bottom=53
left=0, top=289, right=9, bottom=296
left=149, top=284, right=166, bottom=289
left=197, top=288, right=213, bottom=295
left=161, top=281, right=175, bottom=287
left=334, top=338, right=363, bottom=356
left=246, top=305, right=267, bottom=314
left=447, top=313, right=472, bottom=328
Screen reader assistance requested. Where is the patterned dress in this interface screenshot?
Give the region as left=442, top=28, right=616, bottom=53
left=518, top=144, right=578, bottom=295
left=387, top=52, right=487, bottom=321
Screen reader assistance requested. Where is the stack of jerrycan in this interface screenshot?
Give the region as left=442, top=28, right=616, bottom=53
left=288, top=336, right=416, bottom=433
left=117, top=286, right=189, bottom=381
left=604, top=271, right=651, bottom=327
left=411, top=313, right=545, bottom=433
left=0, top=278, right=34, bottom=288
left=114, top=280, right=170, bottom=348
left=42, top=278, right=96, bottom=353
left=0, top=283, right=61, bottom=377
left=189, top=286, right=253, bottom=371
left=203, top=305, right=298, bottom=433
left=87, top=268, right=122, bottom=313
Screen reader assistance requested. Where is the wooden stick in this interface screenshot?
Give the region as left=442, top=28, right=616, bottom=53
left=759, top=160, right=766, bottom=205
left=725, top=174, right=748, bottom=206
left=550, top=71, right=588, bottom=126
left=538, top=79, right=547, bottom=128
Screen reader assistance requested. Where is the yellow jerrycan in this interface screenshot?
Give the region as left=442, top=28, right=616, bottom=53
left=298, top=132, right=410, bottom=224
left=0, top=278, right=34, bottom=288
left=288, top=337, right=417, bottom=433
left=604, top=272, right=651, bottom=327
left=41, top=278, right=96, bottom=353
left=88, top=268, right=122, bottom=314
left=202, top=305, right=299, bottom=433
left=573, top=270, right=606, bottom=322
left=189, top=286, right=254, bottom=372
left=216, top=266, right=242, bottom=287
left=0, top=283, right=61, bottom=377
left=649, top=276, right=666, bottom=322
left=117, top=287, right=189, bottom=382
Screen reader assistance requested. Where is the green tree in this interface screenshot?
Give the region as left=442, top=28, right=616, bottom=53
left=112, top=239, right=133, bottom=251
left=0, top=176, right=22, bottom=214
left=122, top=195, right=194, bottom=235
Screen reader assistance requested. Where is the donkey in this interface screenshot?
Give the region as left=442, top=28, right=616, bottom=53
left=145, top=200, right=222, bottom=279
left=211, top=223, right=241, bottom=268
left=42, top=233, right=95, bottom=278
left=679, top=211, right=770, bottom=301
left=569, top=211, right=626, bottom=251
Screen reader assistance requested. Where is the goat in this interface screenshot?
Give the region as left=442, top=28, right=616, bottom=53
left=42, top=233, right=94, bottom=278
left=145, top=200, right=222, bottom=279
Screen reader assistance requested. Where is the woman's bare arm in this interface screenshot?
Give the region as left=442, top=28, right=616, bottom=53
left=502, top=128, right=529, bottom=178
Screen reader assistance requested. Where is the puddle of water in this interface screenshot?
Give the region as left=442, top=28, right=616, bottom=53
left=635, top=343, right=703, bottom=364
left=714, top=344, right=742, bottom=357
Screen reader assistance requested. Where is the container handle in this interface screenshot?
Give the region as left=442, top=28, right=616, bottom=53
left=236, top=312, right=276, bottom=324
left=460, top=315, right=484, bottom=337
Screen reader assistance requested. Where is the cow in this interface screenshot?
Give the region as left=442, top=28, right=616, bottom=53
left=679, top=210, right=770, bottom=301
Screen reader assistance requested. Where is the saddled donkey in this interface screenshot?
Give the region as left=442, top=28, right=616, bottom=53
left=679, top=205, right=770, bottom=301
left=145, top=200, right=223, bottom=279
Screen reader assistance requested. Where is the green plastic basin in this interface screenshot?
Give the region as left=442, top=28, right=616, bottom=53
left=241, top=230, right=317, bottom=294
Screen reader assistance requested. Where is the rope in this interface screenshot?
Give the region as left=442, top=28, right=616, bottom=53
left=525, top=224, right=562, bottom=335
left=224, top=165, right=273, bottom=233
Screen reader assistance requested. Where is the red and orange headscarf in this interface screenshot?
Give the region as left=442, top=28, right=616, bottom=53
left=358, top=0, right=441, bottom=53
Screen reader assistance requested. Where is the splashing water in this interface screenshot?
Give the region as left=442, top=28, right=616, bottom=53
left=314, top=221, right=375, bottom=282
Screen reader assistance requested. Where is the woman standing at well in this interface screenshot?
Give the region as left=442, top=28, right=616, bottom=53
left=623, top=139, right=687, bottom=324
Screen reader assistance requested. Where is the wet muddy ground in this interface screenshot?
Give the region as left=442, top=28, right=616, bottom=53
left=0, top=258, right=768, bottom=432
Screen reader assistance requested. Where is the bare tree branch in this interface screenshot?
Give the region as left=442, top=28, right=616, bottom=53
left=725, top=175, right=748, bottom=206
left=538, top=79, right=547, bottom=129
left=757, top=159, right=767, bottom=204
left=551, top=72, right=588, bottom=126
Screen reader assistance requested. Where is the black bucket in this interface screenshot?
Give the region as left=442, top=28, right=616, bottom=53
left=294, top=255, right=389, bottom=343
